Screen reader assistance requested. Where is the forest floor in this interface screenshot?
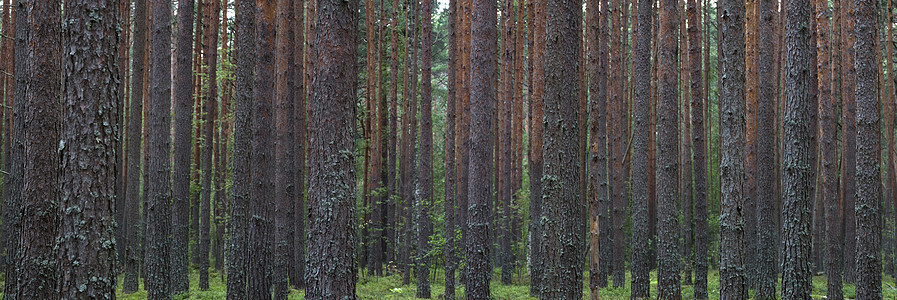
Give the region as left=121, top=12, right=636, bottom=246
left=102, top=267, right=897, bottom=299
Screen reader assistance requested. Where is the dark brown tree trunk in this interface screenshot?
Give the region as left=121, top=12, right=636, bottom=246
left=115, top=0, right=130, bottom=273
left=588, top=0, right=609, bottom=295
left=145, top=0, right=173, bottom=297
left=744, top=0, right=758, bottom=289
left=755, top=0, right=779, bottom=297
left=718, top=0, right=747, bottom=297
left=249, top=0, right=275, bottom=297
left=18, top=0, right=60, bottom=298
left=630, top=0, right=652, bottom=295
left=0, top=0, right=13, bottom=286
left=200, top=0, right=220, bottom=290
left=527, top=0, right=545, bottom=294
left=172, top=0, right=195, bottom=293
left=597, top=0, right=613, bottom=287
left=415, top=0, right=434, bottom=297
left=402, top=0, right=420, bottom=285
left=213, top=0, right=230, bottom=274
left=193, top=0, right=205, bottom=267
left=499, top=0, right=515, bottom=286
left=687, top=0, right=707, bottom=296
left=1, top=1, right=22, bottom=297
left=781, top=0, right=814, bottom=297
left=610, top=0, right=625, bottom=287
left=306, top=0, right=359, bottom=298
left=467, top=0, right=496, bottom=296
left=274, top=0, right=295, bottom=298
left=123, top=0, right=148, bottom=293
left=816, top=0, right=842, bottom=298
left=385, top=0, right=399, bottom=272
left=457, top=0, right=472, bottom=288
left=841, top=0, right=858, bottom=284
left=364, top=0, right=380, bottom=277
left=57, top=0, right=120, bottom=297
left=853, top=0, right=881, bottom=296
left=444, top=0, right=457, bottom=296
left=292, top=0, right=307, bottom=289
left=227, top=0, right=257, bottom=298
left=539, top=0, right=583, bottom=298
left=658, top=0, right=681, bottom=297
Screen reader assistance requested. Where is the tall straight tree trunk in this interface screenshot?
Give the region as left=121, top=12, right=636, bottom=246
left=467, top=0, right=496, bottom=296
left=540, top=0, right=583, bottom=297
left=123, top=0, right=148, bottom=292
left=145, top=0, right=173, bottom=297
left=292, top=0, right=307, bottom=289
left=249, top=0, right=275, bottom=298
left=306, top=0, right=359, bottom=298
left=588, top=0, right=611, bottom=295
left=889, top=0, right=897, bottom=284
left=193, top=0, right=205, bottom=266
left=755, top=0, right=779, bottom=297
left=172, top=0, right=195, bottom=293
left=744, top=0, right=758, bottom=289
left=630, top=0, right=652, bottom=295
left=816, top=0, right=842, bottom=298
left=364, top=0, right=380, bottom=277
left=227, top=0, right=257, bottom=298
left=115, top=0, right=130, bottom=272
left=658, top=0, right=681, bottom=297
left=18, top=0, right=60, bottom=298
left=1, top=1, right=23, bottom=297
left=853, top=0, right=881, bottom=296
left=416, top=0, right=434, bottom=296
left=57, top=0, right=120, bottom=297
left=213, top=0, right=230, bottom=274
left=687, top=0, right=708, bottom=296
left=386, top=0, right=399, bottom=271
left=444, top=1, right=457, bottom=296
left=200, top=0, right=220, bottom=291
left=527, top=0, right=546, bottom=294
left=609, top=0, right=626, bottom=286
left=274, top=0, right=296, bottom=298
left=499, top=0, right=515, bottom=286
left=841, top=0, right=858, bottom=283
left=0, top=0, right=14, bottom=289
left=597, top=0, right=613, bottom=287
left=781, top=0, right=814, bottom=298
left=457, top=0, right=472, bottom=288
left=718, top=0, right=747, bottom=297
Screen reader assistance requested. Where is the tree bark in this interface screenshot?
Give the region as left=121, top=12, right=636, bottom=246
left=444, top=1, right=457, bottom=296
left=755, top=0, right=779, bottom=297
left=172, top=0, right=195, bottom=293
left=123, top=0, right=148, bottom=293
left=56, top=0, right=120, bottom=297
left=18, top=1, right=61, bottom=298
left=841, top=0, right=858, bottom=284
left=415, top=0, right=434, bottom=296
left=199, top=0, right=220, bottom=291
left=274, top=0, right=295, bottom=298
left=292, top=0, right=307, bottom=289
left=467, top=0, right=496, bottom=296
left=609, top=0, right=625, bottom=287
left=658, top=0, right=681, bottom=297
left=540, top=0, right=583, bottom=297
left=1, top=1, right=23, bottom=297
left=853, top=0, right=881, bottom=296
left=687, top=0, right=708, bottom=296
left=718, top=0, right=747, bottom=297
left=306, top=0, right=359, bottom=298
left=629, top=0, right=652, bottom=296
left=527, top=0, right=545, bottom=294
left=145, top=0, right=173, bottom=297
left=781, top=0, right=814, bottom=298
left=227, top=0, right=257, bottom=298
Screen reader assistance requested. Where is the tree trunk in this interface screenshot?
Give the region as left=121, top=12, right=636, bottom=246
left=658, top=0, right=681, bottom=297
left=227, top=0, right=257, bottom=298
left=18, top=1, right=60, bottom=298
left=630, top=0, right=652, bottom=295
left=1, top=1, right=23, bottom=297
left=718, top=0, right=747, bottom=297
left=755, top=0, right=779, bottom=297
left=467, top=0, right=496, bottom=296
left=145, top=0, right=173, bottom=297
left=199, top=0, right=220, bottom=291
left=292, top=0, right=307, bottom=289
left=781, top=0, right=814, bottom=298
left=610, top=0, right=625, bottom=287
left=306, top=0, right=359, bottom=298
left=687, top=0, right=708, bottom=296
left=744, top=0, right=758, bottom=289
left=527, top=0, right=545, bottom=294
left=56, top=0, right=120, bottom=297
left=444, top=1, right=457, bottom=296
left=123, top=0, right=148, bottom=293
left=540, top=0, right=583, bottom=297
left=273, top=0, right=295, bottom=297
left=499, top=0, right=515, bottom=286
left=841, top=0, right=858, bottom=284
left=816, top=0, right=842, bottom=298
left=172, top=0, right=195, bottom=293
left=415, top=0, right=434, bottom=296
left=853, top=0, right=881, bottom=296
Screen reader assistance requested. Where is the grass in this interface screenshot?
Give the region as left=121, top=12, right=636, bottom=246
left=105, top=268, right=897, bottom=299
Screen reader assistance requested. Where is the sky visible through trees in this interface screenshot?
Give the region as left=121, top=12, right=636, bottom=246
left=2, top=0, right=897, bottom=299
